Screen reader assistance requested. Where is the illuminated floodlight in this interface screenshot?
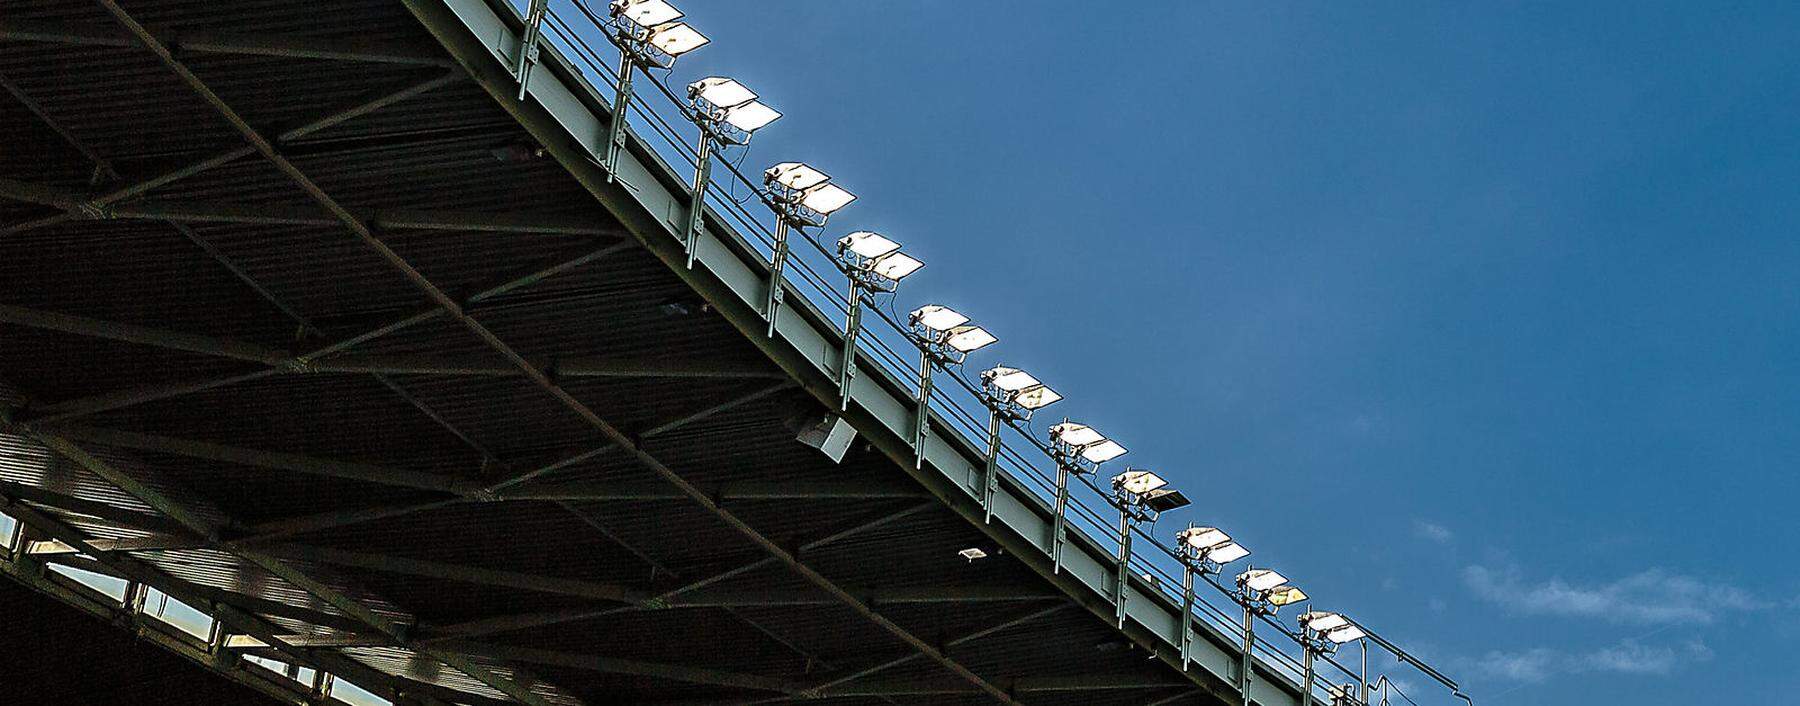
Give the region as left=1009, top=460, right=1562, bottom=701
left=612, top=0, right=682, bottom=27
left=1050, top=422, right=1104, bottom=448
left=1112, top=469, right=1168, bottom=495
left=1081, top=439, right=1127, bottom=464
left=1013, top=385, right=1062, bottom=410
left=722, top=100, right=781, bottom=132
left=690, top=77, right=756, bottom=107
left=1207, top=541, right=1250, bottom=564
left=1267, top=585, right=1308, bottom=607
left=911, top=305, right=969, bottom=332
left=867, top=252, right=923, bottom=282
left=985, top=366, right=1041, bottom=392
left=1179, top=526, right=1230, bottom=551
left=841, top=231, right=901, bottom=259
left=646, top=22, right=708, bottom=56
left=767, top=162, right=830, bottom=191
left=944, top=325, right=997, bottom=353
left=1141, top=488, right=1191, bottom=512
left=1302, top=611, right=1349, bottom=632
left=689, top=77, right=778, bottom=138
left=800, top=182, right=856, bottom=215
left=1239, top=568, right=1287, bottom=593
left=1325, top=624, right=1366, bottom=643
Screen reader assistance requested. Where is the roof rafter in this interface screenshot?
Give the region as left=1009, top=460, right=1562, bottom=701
left=0, top=19, right=457, bottom=68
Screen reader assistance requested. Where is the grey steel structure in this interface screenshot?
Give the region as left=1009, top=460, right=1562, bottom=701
left=0, top=1, right=1388, bottom=704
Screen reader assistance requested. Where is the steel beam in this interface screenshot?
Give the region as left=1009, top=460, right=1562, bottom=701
left=787, top=603, right=1072, bottom=700
left=0, top=19, right=457, bottom=67
left=263, top=543, right=647, bottom=604
left=439, top=641, right=799, bottom=694
left=497, top=479, right=930, bottom=502
left=824, top=675, right=1193, bottom=697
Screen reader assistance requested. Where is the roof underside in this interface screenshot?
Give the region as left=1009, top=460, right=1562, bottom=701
left=0, top=1, right=1219, bottom=704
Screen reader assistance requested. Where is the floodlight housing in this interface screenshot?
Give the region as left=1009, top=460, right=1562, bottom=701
left=1141, top=488, right=1191, bottom=512
left=1302, top=612, right=1349, bottom=632
left=1267, top=585, right=1308, bottom=607
left=1112, top=469, right=1168, bottom=495
left=1325, top=625, right=1367, bottom=643
left=800, top=183, right=856, bottom=215
left=612, top=0, right=682, bottom=27
left=723, top=100, right=780, bottom=131
left=944, top=325, right=997, bottom=353
left=1180, top=526, right=1230, bottom=551
left=646, top=22, right=708, bottom=56
left=867, top=252, right=923, bottom=282
left=1012, top=385, right=1062, bottom=410
left=689, top=76, right=756, bottom=108
left=1050, top=422, right=1105, bottom=448
left=1206, top=541, right=1250, bottom=564
left=984, top=366, right=1041, bottom=392
left=1081, top=439, right=1127, bottom=464
left=1239, top=568, right=1287, bottom=592
left=840, top=231, right=901, bottom=259
left=910, top=305, right=969, bottom=332
left=766, top=162, right=829, bottom=191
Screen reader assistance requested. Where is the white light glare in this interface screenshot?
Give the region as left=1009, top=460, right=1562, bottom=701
left=800, top=183, right=857, bottom=215
left=1302, top=612, right=1349, bottom=632
left=1179, top=526, right=1230, bottom=551
left=1013, top=385, right=1062, bottom=410
left=1081, top=439, right=1127, bottom=463
left=613, top=0, right=682, bottom=27
left=1113, top=469, right=1168, bottom=494
left=723, top=101, right=780, bottom=132
left=690, top=77, right=755, bottom=108
left=840, top=231, right=901, bottom=259
left=911, top=305, right=969, bottom=332
left=1206, top=541, right=1250, bottom=564
left=868, top=252, right=923, bottom=281
left=1240, top=568, right=1288, bottom=592
left=1326, top=625, right=1367, bottom=643
left=766, top=162, right=829, bottom=191
left=1050, top=422, right=1104, bottom=448
left=944, top=325, right=997, bottom=353
left=1267, top=585, right=1308, bottom=607
left=984, top=366, right=1040, bottom=392
left=647, top=22, right=708, bottom=56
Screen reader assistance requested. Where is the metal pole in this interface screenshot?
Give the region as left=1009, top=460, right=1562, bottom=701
left=1302, top=643, right=1316, bottom=706
left=1359, top=640, right=1369, bottom=705
left=838, top=279, right=862, bottom=410
left=980, top=407, right=1001, bottom=522
left=912, top=349, right=934, bottom=467
left=683, top=132, right=714, bottom=268
left=1050, top=462, right=1070, bottom=573
left=1179, top=569, right=1196, bottom=669
left=513, top=0, right=550, bottom=99
left=1114, top=507, right=1132, bottom=627
left=1240, top=602, right=1256, bottom=705
left=765, top=219, right=791, bottom=337
left=601, top=47, right=637, bottom=182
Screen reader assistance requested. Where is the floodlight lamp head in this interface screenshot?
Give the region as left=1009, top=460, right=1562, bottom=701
left=1112, top=468, right=1168, bottom=495
left=909, top=304, right=968, bottom=333
left=1266, top=585, right=1308, bottom=608
left=609, top=2, right=707, bottom=67
left=612, top=0, right=682, bottom=28
left=764, top=163, right=853, bottom=226
left=644, top=22, right=708, bottom=60
left=1238, top=568, right=1287, bottom=593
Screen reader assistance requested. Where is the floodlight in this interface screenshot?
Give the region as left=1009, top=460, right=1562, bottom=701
left=944, top=325, right=997, bottom=353
left=1206, top=541, right=1251, bottom=564
left=612, top=0, right=682, bottom=27
left=840, top=231, right=901, bottom=259
left=1050, top=422, right=1104, bottom=447
left=1112, top=469, right=1168, bottom=494
left=800, top=183, right=857, bottom=215
left=1013, top=385, right=1062, bottom=410
left=1302, top=612, right=1350, bottom=632
left=958, top=547, right=989, bottom=561
left=984, top=366, right=1041, bottom=392
left=1267, top=585, right=1308, bottom=607
left=1081, top=439, right=1127, bottom=463
left=767, top=162, right=829, bottom=191
left=646, top=22, right=708, bottom=56
left=721, top=101, right=780, bottom=132
left=1142, top=488, right=1191, bottom=512
left=1239, top=568, right=1287, bottom=592
left=689, top=77, right=756, bottom=108
left=1325, top=625, right=1367, bottom=643
left=1180, top=526, right=1231, bottom=551
left=867, top=252, right=923, bottom=282
left=911, top=305, right=969, bottom=331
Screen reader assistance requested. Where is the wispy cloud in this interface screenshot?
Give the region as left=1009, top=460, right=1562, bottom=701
left=1463, top=565, right=1766, bottom=625
left=1413, top=519, right=1454, bottom=544
left=1468, top=639, right=1712, bottom=683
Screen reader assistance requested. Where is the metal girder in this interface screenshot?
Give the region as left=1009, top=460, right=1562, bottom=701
left=824, top=675, right=1194, bottom=698
left=0, top=184, right=630, bottom=238
left=0, top=73, right=116, bottom=182
left=0, top=19, right=457, bottom=67
left=0, top=477, right=196, bottom=537
left=263, top=543, right=648, bottom=604
left=2, top=71, right=460, bottom=237
left=497, top=479, right=930, bottom=502
left=786, top=603, right=1074, bottom=700
left=441, top=642, right=800, bottom=694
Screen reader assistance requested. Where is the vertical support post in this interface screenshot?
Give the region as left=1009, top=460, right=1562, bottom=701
left=683, top=132, right=715, bottom=267
left=1359, top=641, right=1369, bottom=705
left=1050, top=463, right=1071, bottom=573
left=1240, top=603, right=1257, bottom=705
left=1179, top=569, right=1196, bottom=669
left=602, top=47, right=638, bottom=182
left=912, top=349, right=935, bottom=467
left=838, top=279, right=863, bottom=410
left=1114, top=508, right=1132, bottom=627
left=1302, top=644, right=1317, bottom=706
left=513, top=0, right=551, bottom=99
left=765, top=220, right=792, bottom=337
left=980, top=408, right=1002, bottom=522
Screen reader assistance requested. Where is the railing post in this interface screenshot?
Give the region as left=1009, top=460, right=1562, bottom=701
left=512, top=0, right=550, bottom=99
left=765, top=220, right=791, bottom=337
left=912, top=349, right=934, bottom=467
left=601, top=47, right=638, bottom=183
left=683, top=132, right=715, bottom=267
left=980, top=408, right=1002, bottom=522
left=838, top=279, right=862, bottom=410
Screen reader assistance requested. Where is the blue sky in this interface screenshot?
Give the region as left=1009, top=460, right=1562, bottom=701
left=610, top=2, right=1799, bottom=703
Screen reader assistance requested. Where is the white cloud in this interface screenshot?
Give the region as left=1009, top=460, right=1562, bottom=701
left=1468, top=640, right=1712, bottom=684
left=1463, top=565, right=1766, bottom=625
left=1413, top=519, right=1454, bottom=544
